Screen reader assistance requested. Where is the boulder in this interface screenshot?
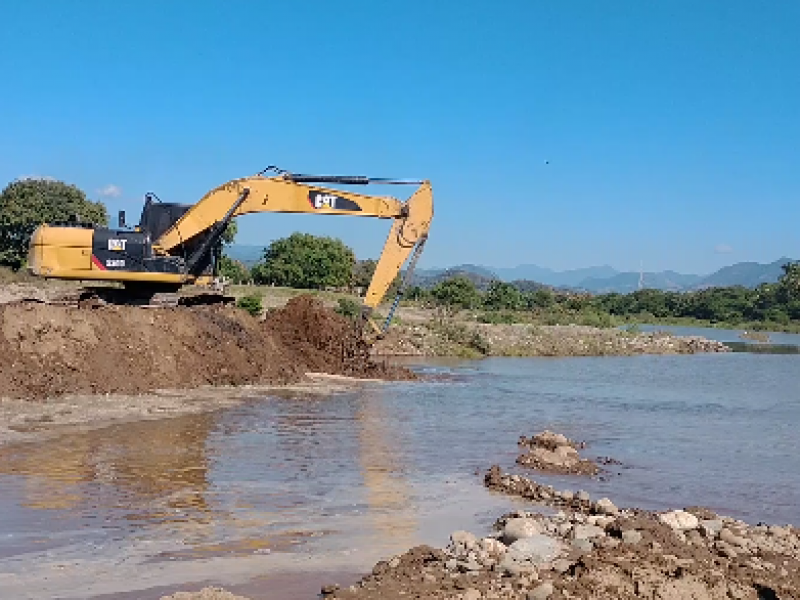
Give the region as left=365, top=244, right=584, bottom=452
left=658, top=510, right=699, bottom=531
left=507, top=534, right=565, bottom=566
left=573, top=524, right=606, bottom=541
left=503, top=518, right=541, bottom=545
left=595, top=498, right=619, bottom=516
left=527, top=582, right=555, bottom=600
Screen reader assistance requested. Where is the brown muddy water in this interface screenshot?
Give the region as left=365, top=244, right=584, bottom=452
left=0, top=351, right=798, bottom=598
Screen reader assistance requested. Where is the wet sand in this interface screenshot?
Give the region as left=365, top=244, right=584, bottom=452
left=0, top=374, right=381, bottom=447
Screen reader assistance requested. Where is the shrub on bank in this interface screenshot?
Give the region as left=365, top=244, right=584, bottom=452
left=236, top=294, right=263, bottom=317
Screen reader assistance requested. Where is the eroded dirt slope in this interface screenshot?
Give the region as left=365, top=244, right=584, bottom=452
left=0, top=295, right=412, bottom=400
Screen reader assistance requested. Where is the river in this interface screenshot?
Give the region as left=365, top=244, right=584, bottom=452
left=0, top=339, right=798, bottom=598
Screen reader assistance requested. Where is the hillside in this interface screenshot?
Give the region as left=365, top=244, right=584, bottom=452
left=693, top=257, right=791, bottom=289
left=577, top=270, right=703, bottom=293
left=493, top=264, right=619, bottom=287
left=225, top=243, right=795, bottom=293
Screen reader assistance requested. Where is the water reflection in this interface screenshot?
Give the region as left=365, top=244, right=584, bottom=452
left=0, top=387, right=420, bottom=564
left=356, top=391, right=417, bottom=550
left=0, top=414, right=214, bottom=520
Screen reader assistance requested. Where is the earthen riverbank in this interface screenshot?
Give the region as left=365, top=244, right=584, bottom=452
left=373, top=321, right=729, bottom=358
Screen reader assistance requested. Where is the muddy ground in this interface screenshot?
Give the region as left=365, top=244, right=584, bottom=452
left=0, top=295, right=412, bottom=401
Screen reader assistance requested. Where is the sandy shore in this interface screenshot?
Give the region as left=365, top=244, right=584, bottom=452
left=0, top=373, right=380, bottom=447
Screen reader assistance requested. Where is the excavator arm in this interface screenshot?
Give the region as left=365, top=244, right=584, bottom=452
left=154, top=172, right=433, bottom=331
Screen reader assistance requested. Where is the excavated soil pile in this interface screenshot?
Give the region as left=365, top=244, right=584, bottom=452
left=263, top=295, right=414, bottom=381
left=0, top=295, right=412, bottom=400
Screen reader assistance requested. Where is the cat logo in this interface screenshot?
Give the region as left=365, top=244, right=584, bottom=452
left=307, top=191, right=361, bottom=212
left=108, top=238, right=127, bottom=251
left=312, top=193, right=338, bottom=209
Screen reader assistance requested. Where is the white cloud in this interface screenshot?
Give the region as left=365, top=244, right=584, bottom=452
left=97, top=184, right=122, bottom=198
left=16, top=174, right=56, bottom=181
left=715, top=243, right=733, bottom=254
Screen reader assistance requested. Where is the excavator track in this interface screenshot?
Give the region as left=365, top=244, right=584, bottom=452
left=36, top=287, right=235, bottom=309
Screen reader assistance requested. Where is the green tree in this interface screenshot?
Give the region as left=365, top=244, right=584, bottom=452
left=218, top=255, right=250, bottom=283
left=221, top=218, right=238, bottom=245
left=483, top=281, right=523, bottom=310
left=251, top=232, right=355, bottom=289
left=0, top=178, right=108, bottom=269
left=527, top=288, right=556, bottom=309
left=778, top=261, right=800, bottom=302
left=430, top=275, right=481, bottom=309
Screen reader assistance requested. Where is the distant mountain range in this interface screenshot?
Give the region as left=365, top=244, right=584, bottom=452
left=224, top=244, right=794, bottom=294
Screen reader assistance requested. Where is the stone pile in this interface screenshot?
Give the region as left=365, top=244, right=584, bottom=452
left=324, top=466, right=799, bottom=599
left=515, top=431, right=599, bottom=476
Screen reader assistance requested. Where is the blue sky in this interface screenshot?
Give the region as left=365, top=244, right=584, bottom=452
left=1, top=1, right=798, bottom=275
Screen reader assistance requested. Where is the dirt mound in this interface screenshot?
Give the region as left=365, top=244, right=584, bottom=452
left=0, top=294, right=413, bottom=400
left=264, top=295, right=414, bottom=381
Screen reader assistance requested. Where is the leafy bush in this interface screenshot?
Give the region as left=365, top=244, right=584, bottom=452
left=334, top=297, right=362, bottom=320
left=477, top=311, right=519, bottom=324
left=236, top=294, right=263, bottom=316
left=431, top=320, right=491, bottom=355
left=430, top=276, right=481, bottom=309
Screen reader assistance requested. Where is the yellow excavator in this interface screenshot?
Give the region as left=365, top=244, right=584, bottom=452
left=27, top=166, right=433, bottom=335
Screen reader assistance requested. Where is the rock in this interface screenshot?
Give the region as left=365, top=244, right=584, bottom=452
left=527, top=582, right=555, bottom=600
left=768, top=525, right=789, bottom=537
left=573, top=524, right=606, bottom=541
left=463, top=588, right=481, bottom=600
left=571, top=538, right=593, bottom=553
left=720, top=528, right=747, bottom=547
left=451, top=530, right=478, bottom=548
left=388, top=557, right=400, bottom=568
left=621, top=529, right=643, bottom=545
left=551, top=558, right=573, bottom=574
left=480, top=538, right=507, bottom=557
left=463, top=560, right=483, bottom=572
left=560, top=490, right=574, bottom=501
left=587, top=515, right=614, bottom=528
left=507, top=535, right=565, bottom=566
left=716, top=542, right=738, bottom=559
left=557, top=523, right=572, bottom=537
left=423, top=573, right=437, bottom=583
left=658, top=510, right=699, bottom=531
left=446, top=559, right=459, bottom=572
left=498, top=555, right=535, bottom=576
left=595, top=498, right=619, bottom=516
left=685, top=529, right=703, bottom=545
left=576, top=490, right=591, bottom=502
left=321, top=584, right=339, bottom=595
left=503, top=518, right=541, bottom=544
left=699, top=519, right=724, bottom=538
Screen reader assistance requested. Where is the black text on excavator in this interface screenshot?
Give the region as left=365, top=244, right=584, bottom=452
left=27, top=167, right=433, bottom=335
